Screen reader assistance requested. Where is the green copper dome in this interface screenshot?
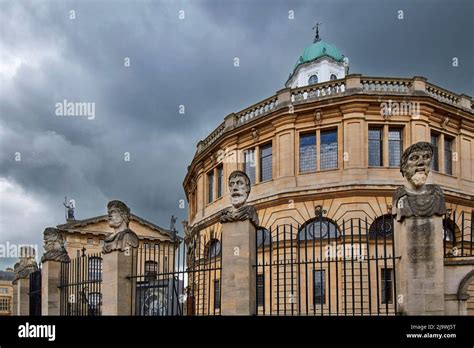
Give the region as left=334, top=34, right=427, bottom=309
left=293, top=40, right=344, bottom=71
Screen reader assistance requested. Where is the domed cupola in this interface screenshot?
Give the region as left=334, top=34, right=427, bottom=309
left=285, top=24, right=349, bottom=88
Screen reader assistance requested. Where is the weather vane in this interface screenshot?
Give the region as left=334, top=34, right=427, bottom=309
left=312, top=22, right=322, bottom=43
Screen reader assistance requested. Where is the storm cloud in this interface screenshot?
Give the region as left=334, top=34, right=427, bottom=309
left=0, top=0, right=473, bottom=269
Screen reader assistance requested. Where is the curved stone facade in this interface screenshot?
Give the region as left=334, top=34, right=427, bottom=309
left=184, top=75, right=474, bottom=238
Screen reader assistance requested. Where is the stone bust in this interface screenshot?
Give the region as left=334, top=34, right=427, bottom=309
left=41, top=227, right=70, bottom=263
left=13, top=246, right=38, bottom=281
left=392, top=141, right=446, bottom=221
left=102, top=200, right=139, bottom=253
left=220, top=170, right=259, bottom=226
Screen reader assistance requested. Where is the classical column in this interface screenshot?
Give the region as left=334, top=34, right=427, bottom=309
left=220, top=170, right=259, bottom=315
left=12, top=246, right=38, bottom=315
left=393, top=142, right=446, bottom=315
left=41, top=227, right=70, bottom=315
left=101, top=200, right=139, bottom=315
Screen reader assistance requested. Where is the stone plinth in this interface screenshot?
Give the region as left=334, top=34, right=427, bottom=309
left=102, top=250, right=135, bottom=315
left=12, top=278, right=30, bottom=316
left=41, top=261, right=61, bottom=315
left=221, top=220, right=256, bottom=315
left=394, top=215, right=445, bottom=315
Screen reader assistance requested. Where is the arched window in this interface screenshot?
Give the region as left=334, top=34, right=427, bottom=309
left=330, top=74, right=337, bottom=80
left=257, top=227, right=271, bottom=247
left=88, top=292, right=102, bottom=310
left=369, top=215, right=394, bottom=238
left=207, top=239, right=221, bottom=258
left=308, top=75, right=318, bottom=85
left=88, top=256, right=102, bottom=281
left=298, top=218, right=340, bottom=240
left=443, top=218, right=457, bottom=242
left=145, top=260, right=158, bottom=277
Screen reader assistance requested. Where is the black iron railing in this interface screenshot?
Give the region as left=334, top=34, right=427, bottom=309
left=59, top=250, right=102, bottom=316
left=254, top=216, right=399, bottom=316
left=443, top=210, right=473, bottom=258
left=128, top=230, right=222, bottom=316
left=28, top=268, right=42, bottom=316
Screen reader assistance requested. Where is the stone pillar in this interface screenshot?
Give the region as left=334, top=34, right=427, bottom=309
left=412, top=76, right=427, bottom=94
left=394, top=215, right=445, bottom=315
left=12, top=278, right=30, bottom=316
left=345, top=74, right=362, bottom=91
left=221, top=220, right=256, bottom=315
left=41, top=261, right=62, bottom=315
left=459, top=94, right=472, bottom=110
left=40, top=227, right=70, bottom=315
left=102, top=249, right=136, bottom=315
left=224, top=112, right=237, bottom=131
left=276, top=87, right=291, bottom=106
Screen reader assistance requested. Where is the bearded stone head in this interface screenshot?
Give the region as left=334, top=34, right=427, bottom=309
left=107, top=200, right=130, bottom=230
left=228, top=170, right=251, bottom=209
left=400, top=142, right=433, bottom=190
left=44, top=227, right=63, bottom=251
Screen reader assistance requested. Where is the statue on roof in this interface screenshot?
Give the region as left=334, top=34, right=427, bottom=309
left=170, top=215, right=178, bottom=233
left=63, top=196, right=75, bottom=221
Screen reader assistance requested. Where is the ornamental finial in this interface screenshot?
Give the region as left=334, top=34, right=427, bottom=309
left=312, top=22, right=322, bottom=43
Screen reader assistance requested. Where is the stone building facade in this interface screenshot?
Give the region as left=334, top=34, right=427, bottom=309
left=0, top=269, right=14, bottom=316
left=56, top=213, right=177, bottom=261
left=183, top=37, right=474, bottom=315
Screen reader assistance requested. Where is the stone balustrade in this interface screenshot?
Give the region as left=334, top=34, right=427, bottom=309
left=291, top=79, right=346, bottom=103
left=426, top=83, right=460, bottom=106
left=195, top=75, right=473, bottom=155
left=361, top=77, right=412, bottom=93
left=236, top=96, right=278, bottom=125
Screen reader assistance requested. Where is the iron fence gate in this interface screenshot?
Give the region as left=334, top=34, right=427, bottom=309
left=443, top=210, right=473, bottom=258
left=59, top=249, right=102, bottom=316
left=129, top=229, right=222, bottom=316
left=28, top=268, right=42, bottom=316
left=254, top=210, right=474, bottom=316
left=254, top=215, right=400, bottom=316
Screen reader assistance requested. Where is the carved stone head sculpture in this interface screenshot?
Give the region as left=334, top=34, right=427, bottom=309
left=102, top=200, right=139, bottom=253
left=13, top=246, right=38, bottom=281
left=400, top=141, right=433, bottom=193
left=220, top=170, right=259, bottom=226
left=41, top=227, right=70, bottom=263
left=107, top=200, right=130, bottom=231
left=393, top=142, right=446, bottom=221
left=228, top=170, right=251, bottom=208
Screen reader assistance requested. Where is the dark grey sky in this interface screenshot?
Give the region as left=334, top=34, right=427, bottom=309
left=0, top=0, right=473, bottom=269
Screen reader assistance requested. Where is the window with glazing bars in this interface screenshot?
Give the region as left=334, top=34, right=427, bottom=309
left=260, top=144, right=272, bottom=181
left=244, top=149, right=256, bottom=184
left=0, top=299, right=10, bottom=311
left=217, top=165, right=223, bottom=198
left=320, top=129, right=338, bottom=170
left=381, top=268, right=393, bottom=304
left=214, top=279, right=221, bottom=310
left=431, top=134, right=439, bottom=171
left=388, top=128, right=403, bottom=167
left=368, top=127, right=383, bottom=166
left=444, top=137, right=453, bottom=175
left=257, top=274, right=265, bottom=307
left=207, top=170, right=214, bottom=203
left=299, top=133, right=316, bottom=173
left=313, top=270, right=326, bottom=304
left=88, top=257, right=102, bottom=281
